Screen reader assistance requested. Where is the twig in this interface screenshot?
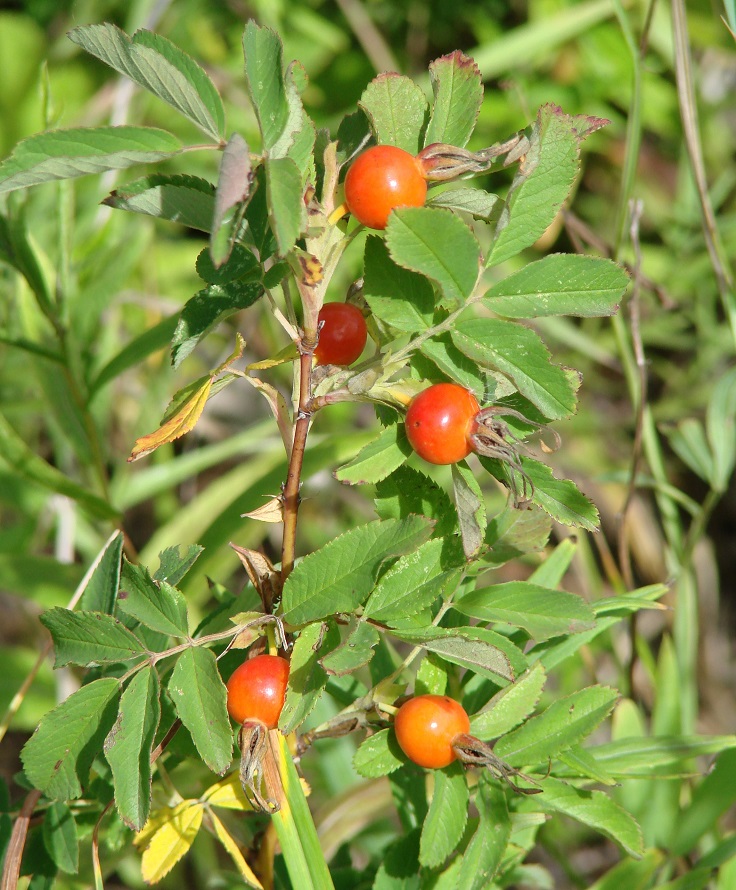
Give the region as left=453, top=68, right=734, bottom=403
left=281, top=351, right=315, bottom=583
left=1, top=789, right=42, bottom=890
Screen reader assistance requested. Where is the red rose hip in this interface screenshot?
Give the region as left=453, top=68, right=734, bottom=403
left=344, top=145, right=427, bottom=230
left=394, top=694, right=471, bottom=768
left=405, top=383, right=480, bottom=465
left=226, top=654, right=289, bottom=729
left=315, top=302, right=368, bottom=366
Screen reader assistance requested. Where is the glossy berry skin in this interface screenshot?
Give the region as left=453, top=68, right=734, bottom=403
left=344, top=145, right=427, bottom=230
left=405, top=383, right=480, bottom=465
left=315, top=302, right=368, bottom=366
left=226, top=654, right=289, bottom=729
left=394, top=695, right=471, bottom=769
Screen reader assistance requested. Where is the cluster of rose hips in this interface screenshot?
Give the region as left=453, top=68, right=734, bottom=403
left=226, top=654, right=469, bottom=770
left=223, top=144, right=543, bottom=805
left=315, top=143, right=522, bottom=469
left=225, top=653, right=537, bottom=803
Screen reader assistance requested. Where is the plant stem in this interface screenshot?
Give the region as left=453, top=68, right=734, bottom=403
left=281, top=349, right=316, bottom=583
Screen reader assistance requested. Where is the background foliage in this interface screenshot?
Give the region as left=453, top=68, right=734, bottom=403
left=1, top=0, right=735, bottom=888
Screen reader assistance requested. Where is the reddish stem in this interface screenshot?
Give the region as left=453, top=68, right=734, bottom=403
left=281, top=349, right=315, bottom=583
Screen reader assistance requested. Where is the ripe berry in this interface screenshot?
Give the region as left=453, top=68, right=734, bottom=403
left=315, top=302, right=368, bottom=366
left=226, top=654, right=289, bottom=729
left=344, top=145, right=427, bottom=230
left=394, top=694, right=471, bottom=769
left=405, top=383, right=480, bottom=465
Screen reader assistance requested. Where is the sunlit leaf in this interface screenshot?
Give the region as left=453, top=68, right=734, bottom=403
left=359, top=73, right=428, bottom=154
left=68, top=24, right=225, bottom=139
left=424, top=51, right=483, bottom=149
left=0, top=127, right=180, bottom=195
left=21, top=678, right=121, bottom=800
left=104, top=666, right=161, bottom=830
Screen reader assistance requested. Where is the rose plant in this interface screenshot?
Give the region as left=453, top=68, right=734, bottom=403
left=1, top=19, right=733, bottom=890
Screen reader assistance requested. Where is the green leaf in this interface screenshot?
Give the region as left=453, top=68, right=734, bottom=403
left=0, top=127, right=181, bottom=195
left=483, top=254, right=629, bottom=318
left=279, top=622, right=338, bottom=734
left=0, top=411, right=119, bottom=520
left=532, top=776, right=644, bottom=858
left=242, top=21, right=290, bottom=151
left=487, top=104, right=601, bottom=267
left=102, top=174, right=215, bottom=232
left=424, top=51, right=483, bottom=149
left=581, top=735, right=736, bottom=779
left=68, top=24, right=225, bottom=140
left=428, top=187, right=500, bottom=220
left=374, top=466, right=456, bottom=536
left=592, top=585, right=669, bottom=618
left=119, top=560, right=189, bottom=637
left=265, top=156, right=306, bottom=256
left=485, top=503, right=552, bottom=565
left=334, top=423, right=412, bottom=486
left=390, top=626, right=518, bottom=682
left=359, top=74, right=428, bottom=154
left=455, top=581, right=596, bottom=641
left=320, top=619, right=380, bottom=675
left=21, top=678, right=121, bottom=800
left=666, top=418, right=714, bottom=486
left=670, top=748, right=736, bottom=855
left=528, top=537, right=577, bottom=588
left=42, top=802, right=78, bottom=874
left=558, top=744, right=617, bottom=786
left=706, top=366, right=736, bottom=492
left=452, top=463, right=486, bottom=559
left=0, top=206, right=53, bottom=312
left=210, top=134, right=252, bottom=267
left=78, top=531, right=124, bottom=614
left=494, top=685, right=618, bottom=766
left=587, top=850, right=663, bottom=890
left=271, top=61, right=316, bottom=176
left=170, top=280, right=263, bottom=368
left=519, top=457, right=600, bottom=531
left=353, top=728, right=405, bottom=778
left=419, top=762, right=468, bottom=868
left=363, top=235, right=435, bottom=333
left=168, top=647, right=232, bottom=775
left=418, top=334, right=487, bottom=393
left=470, top=662, right=547, bottom=740
left=40, top=608, right=147, bottom=667
left=154, top=544, right=204, bottom=587
left=452, top=317, right=577, bottom=419
left=653, top=871, right=712, bottom=890
left=386, top=207, right=480, bottom=306
left=455, top=777, right=510, bottom=889
left=104, top=666, right=161, bottom=830
left=364, top=536, right=464, bottom=622
left=281, top=516, right=434, bottom=625
left=90, top=313, right=180, bottom=397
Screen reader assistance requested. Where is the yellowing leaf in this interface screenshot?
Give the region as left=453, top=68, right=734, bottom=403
left=139, top=800, right=203, bottom=883
left=202, top=771, right=252, bottom=811
left=213, top=332, right=246, bottom=375
left=208, top=810, right=263, bottom=888
left=129, top=380, right=212, bottom=462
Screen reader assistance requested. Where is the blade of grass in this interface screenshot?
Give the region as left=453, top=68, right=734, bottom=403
left=672, top=0, right=736, bottom=345
left=271, top=732, right=335, bottom=890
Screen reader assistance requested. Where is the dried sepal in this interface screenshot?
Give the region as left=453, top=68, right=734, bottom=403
left=452, top=732, right=542, bottom=794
